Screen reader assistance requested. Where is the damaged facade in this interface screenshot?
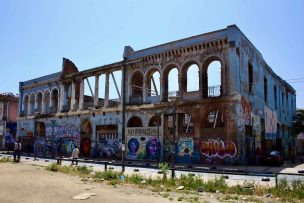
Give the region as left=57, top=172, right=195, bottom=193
left=17, top=25, right=296, bottom=165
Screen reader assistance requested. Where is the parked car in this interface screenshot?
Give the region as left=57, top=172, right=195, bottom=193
left=265, top=150, right=284, bottom=166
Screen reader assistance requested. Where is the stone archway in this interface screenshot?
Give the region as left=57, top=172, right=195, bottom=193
left=80, top=119, right=92, bottom=157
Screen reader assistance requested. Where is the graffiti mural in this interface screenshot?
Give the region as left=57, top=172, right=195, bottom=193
left=45, top=122, right=80, bottom=157
left=241, top=96, right=252, bottom=125
left=126, top=136, right=161, bottom=160
left=176, top=137, right=201, bottom=164
left=97, top=132, right=121, bottom=159
left=264, top=106, right=277, bottom=139
left=34, top=136, right=46, bottom=157
left=200, top=138, right=237, bottom=164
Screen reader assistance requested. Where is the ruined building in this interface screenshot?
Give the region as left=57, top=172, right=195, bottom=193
left=17, top=25, right=296, bottom=165
left=0, top=93, right=18, bottom=150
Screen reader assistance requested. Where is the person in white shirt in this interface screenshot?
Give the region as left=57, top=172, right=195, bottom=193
left=71, top=145, right=79, bottom=165
left=13, top=139, right=22, bottom=163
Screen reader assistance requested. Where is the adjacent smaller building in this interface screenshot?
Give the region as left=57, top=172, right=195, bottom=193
left=0, top=93, right=18, bottom=150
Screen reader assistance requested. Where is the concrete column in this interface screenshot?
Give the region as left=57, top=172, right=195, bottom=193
left=41, top=93, right=45, bottom=114
left=59, top=84, right=65, bottom=112
left=27, top=98, right=31, bottom=116
left=178, top=74, right=183, bottom=99
left=143, top=80, right=147, bottom=103
left=79, top=78, right=84, bottom=110
left=34, top=94, right=38, bottom=111
left=94, top=75, right=99, bottom=108
left=199, top=67, right=203, bottom=98
left=160, top=76, right=165, bottom=102
left=70, top=81, right=76, bottom=111
left=104, top=73, right=109, bottom=107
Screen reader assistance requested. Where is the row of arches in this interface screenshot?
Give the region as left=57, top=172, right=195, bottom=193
left=22, top=88, right=59, bottom=115
left=127, top=110, right=224, bottom=129
left=129, top=57, right=223, bottom=103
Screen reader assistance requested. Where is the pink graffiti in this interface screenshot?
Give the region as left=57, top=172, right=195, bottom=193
left=200, top=139, right=237, bottom=159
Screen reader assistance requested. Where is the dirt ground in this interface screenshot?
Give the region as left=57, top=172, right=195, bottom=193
left=0, top=162, right=221, bottom=203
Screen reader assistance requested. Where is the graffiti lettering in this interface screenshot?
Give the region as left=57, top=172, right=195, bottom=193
left=200, top=139, right=237, bottom=159
left=46, top=124, right=79, bottom=138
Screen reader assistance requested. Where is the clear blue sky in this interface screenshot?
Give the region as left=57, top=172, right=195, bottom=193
left=0, top=0, right=303, bottom=108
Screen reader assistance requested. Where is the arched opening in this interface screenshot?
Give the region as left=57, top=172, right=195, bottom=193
left=80, top=119, right=92, bottom=157
left=147, top=70, right=160, bottom=97
left=29, top=93, right=35, bottom=115
left=22, top=95, right=29, bottom=115
left=207, top=60, right=221, bottom=97
left=51, top=89, right=59, bottom=113
left=43, top=91, right=50, bottom=114
left=148, top=115, right=161, bottom=127
left=167, top=67, right=179, bottom=101
left=131, top=72, right=143, bottom=98
left=186, top=64, right=199, bottom=92
left=36, top=92, right=43, bottom=113
left=127, top=116, right=143, bottom=127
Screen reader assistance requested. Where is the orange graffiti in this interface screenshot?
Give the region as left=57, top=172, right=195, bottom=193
left=200, top=139, right=237, bottom=159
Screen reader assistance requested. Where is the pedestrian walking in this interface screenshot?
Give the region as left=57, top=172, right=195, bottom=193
left=57, top=140, right=63, bottom=165
left=13, top=139, right=22, bottom=163
left=71, top=145, right=79, bottom=165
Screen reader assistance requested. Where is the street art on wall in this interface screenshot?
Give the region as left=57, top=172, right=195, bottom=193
left=178, top=138, right=193, bottom=157
left=126, top=127, right=161, bottom=161
left=45, top=122, right=80, bottom=157
left=264, top=106, right=277, bottom=139
left=200, top=138, right=237, bottom=164
left=176, top=137, right=201, bottom=164
left=34, top=136, right=46, bottom=157
left=97, top=132, right=121, bottom=159
left=241, top=96, right=252, bottom=125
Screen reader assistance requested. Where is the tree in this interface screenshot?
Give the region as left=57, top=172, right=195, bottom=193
left=293, top=109, right=304, bottom=135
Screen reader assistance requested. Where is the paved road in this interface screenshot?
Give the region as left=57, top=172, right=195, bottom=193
left=1, top=152, right=304, bottom=187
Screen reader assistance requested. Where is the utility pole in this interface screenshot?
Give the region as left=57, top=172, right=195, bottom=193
left=121, top=56, right=127, bottom=172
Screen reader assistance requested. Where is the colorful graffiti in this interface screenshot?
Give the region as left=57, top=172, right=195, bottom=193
left=34, top=136, right=46, bottom=157
left=264, top=106, right=277, bottom=139
left=126, top=136, right=161, bottom=161
left=45, top=123, right=80, bottom=157
left=97, top=132, right=121, bottom=159
left=200, top=138, right=237, bottom=160
left=178, top=138, right=193, bottom=157
left=46, top=124, right=79, bottom=139
left=241, top=96, right=252, bottom=125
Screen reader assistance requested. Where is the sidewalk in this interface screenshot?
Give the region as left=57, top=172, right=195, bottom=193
left=1, top=151, right=304, bottom=175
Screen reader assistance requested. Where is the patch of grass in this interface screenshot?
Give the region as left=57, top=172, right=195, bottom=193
left=177, top=196, right=184, bottom=201
left=126, top=174, right=144, bottom=184
left=0, top=157, right=12, bottom=163
left=269, top=178, right=304, bottom=201
left=203, top=177, right=228, bottom=193
left=159, top=162, right=170, bottom=180
left=46, top=163, right=59, bottom=172
left=94, top=170, right=122, bottom=181
left=45, top=164, right=92, bottom=177
left=169, top=197, right=174, bottom=201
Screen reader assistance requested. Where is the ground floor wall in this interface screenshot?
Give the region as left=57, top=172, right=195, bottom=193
left=15, top=95, right=294, bottom=165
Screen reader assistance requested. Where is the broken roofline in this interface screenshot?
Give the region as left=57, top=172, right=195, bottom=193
left=21, top=24, right=294, bottom=93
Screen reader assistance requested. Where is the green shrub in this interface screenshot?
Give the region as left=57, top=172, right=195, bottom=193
left=76, top=165, right=92, bottom=174
left=127, top=174, right=144, bottom=184
left=0, top=157, right=12, bottom=163
left=94, top=170, right=121, bottom=181
left=46, top=163, right=59, bottom=172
